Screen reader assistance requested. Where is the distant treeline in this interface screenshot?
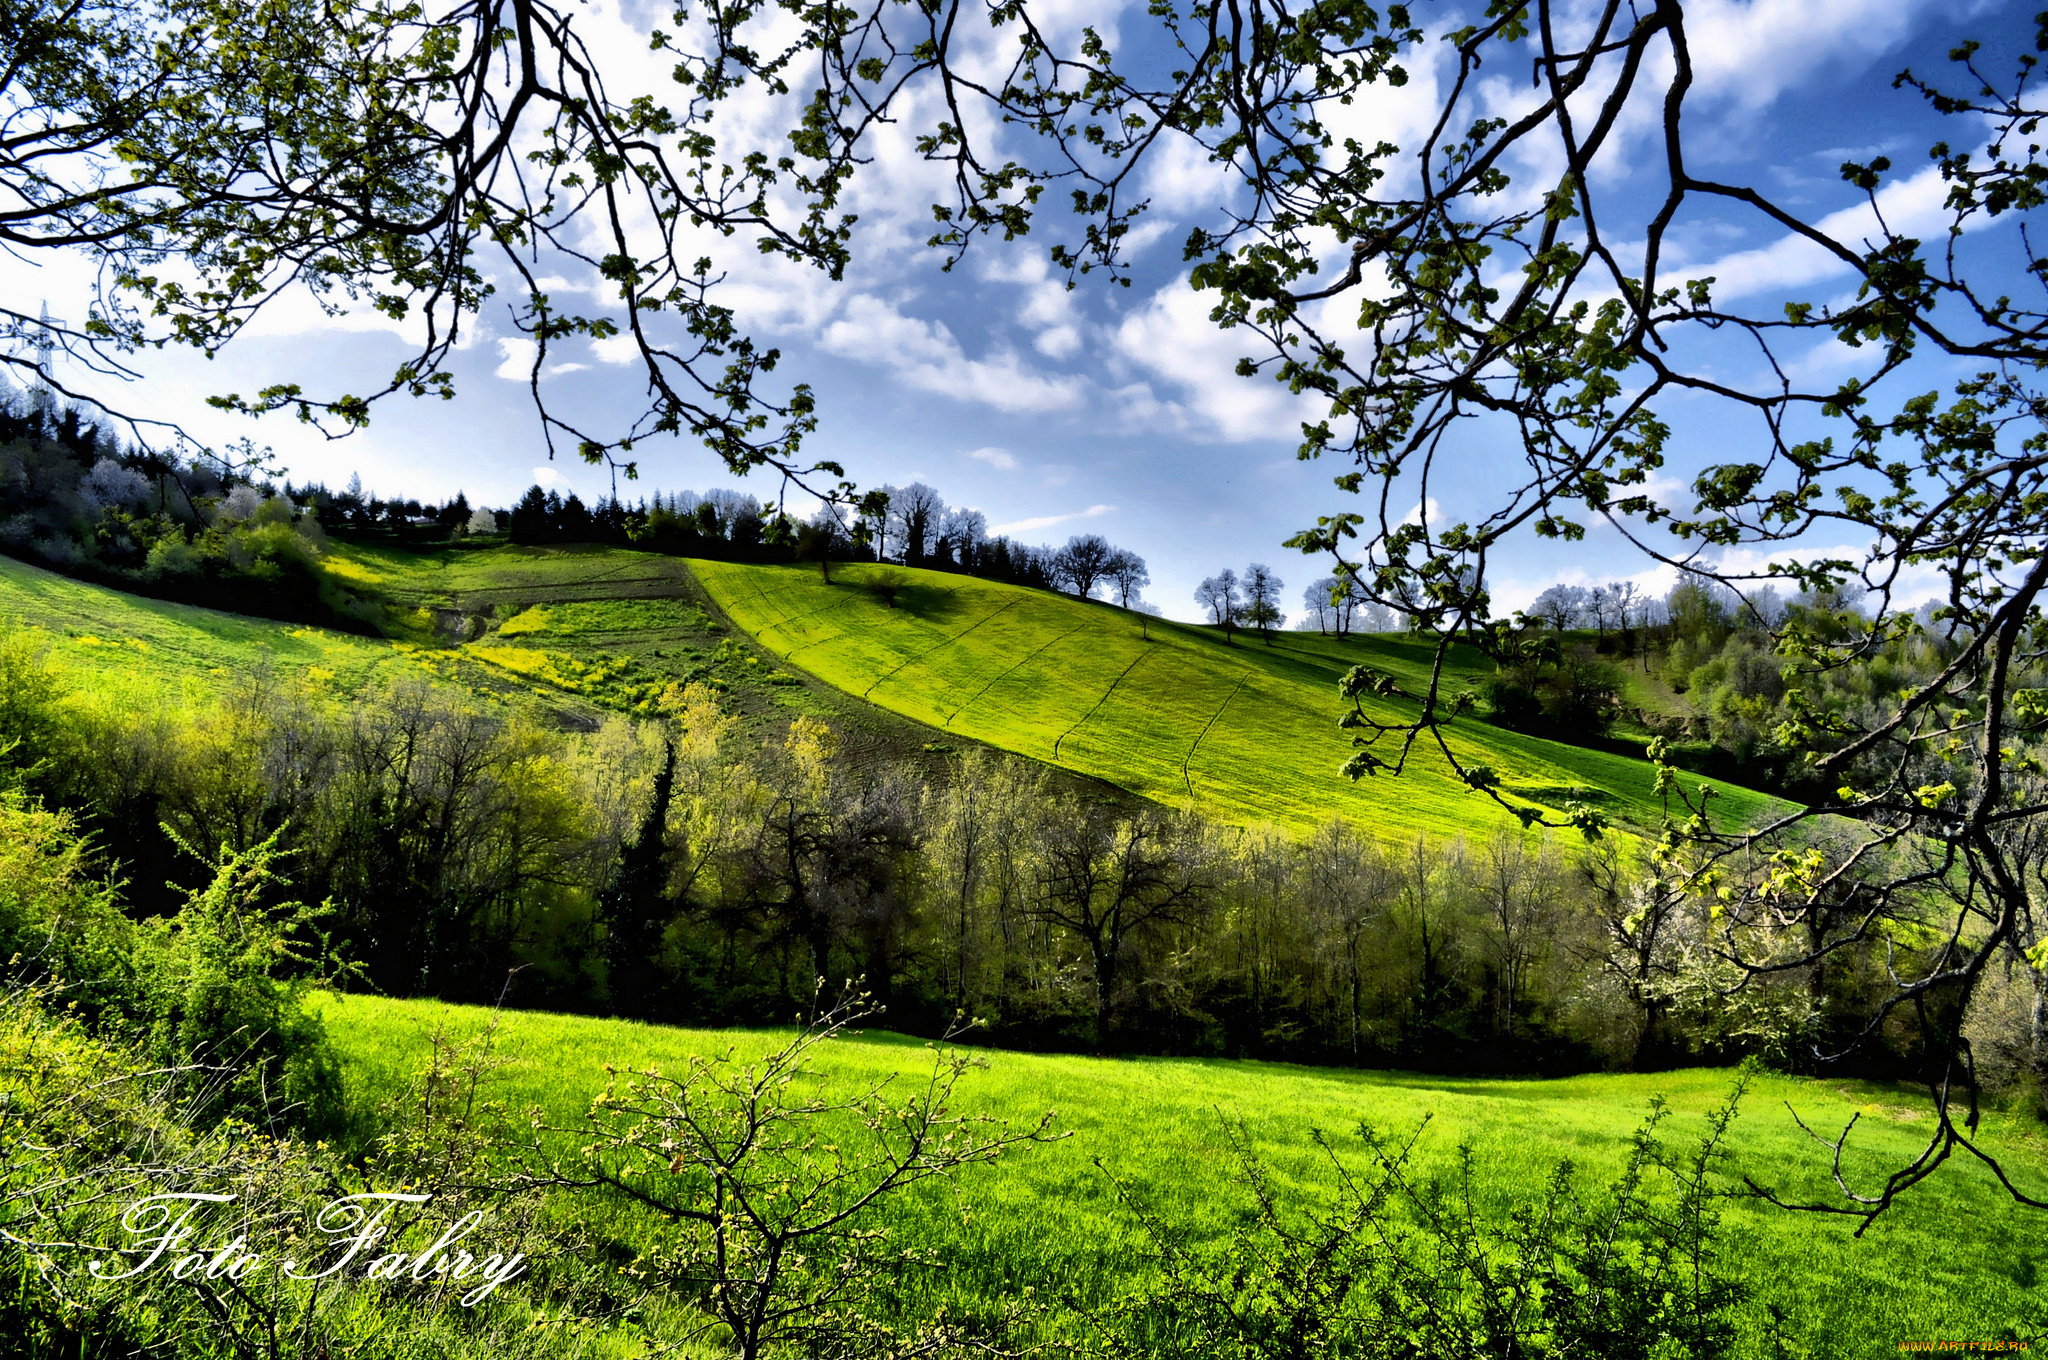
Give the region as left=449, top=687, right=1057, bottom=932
left=306, top=475, right=1158, bottom=605
left=0, top=394, right=379, bottom=629
left=0, top=630, right=1994, bottom=1091
left=1471, top=575, right=1905, bottom=802
left=0, top=407, right=1156, bottom=626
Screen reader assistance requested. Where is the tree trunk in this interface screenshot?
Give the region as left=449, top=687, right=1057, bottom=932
left=1091, top=941, right=1118, bottom=1052
left=1348, top=928, right=1364, bottom=1057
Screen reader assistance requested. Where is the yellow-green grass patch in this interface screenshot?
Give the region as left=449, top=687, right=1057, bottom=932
left=0, top=554, right=430, bottom=706
left=690, top=560, right=1789, bottom=840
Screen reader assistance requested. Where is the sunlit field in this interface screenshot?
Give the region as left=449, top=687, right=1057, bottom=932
left=320, top=993, right=2048, bottom=1357
left=0, top=553, right=439, bottom=706
left=690, top=559, right=1787, bottom=838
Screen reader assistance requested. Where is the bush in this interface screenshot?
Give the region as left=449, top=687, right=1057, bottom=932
left=1103, top=1076, right=1757, bottom=1359
left=1486, top=644, right=1625, bottom=737
left=864, top=566, right=907, bottom=607
left=0, top=789, right=346, bottom=1134
left=129, top=832, right=348, bottom=1134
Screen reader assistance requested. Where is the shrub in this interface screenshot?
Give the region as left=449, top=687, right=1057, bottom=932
left=864, top=566, right=907, bottom=607
left=0, top=789, right=347, bottom=1135
left=129, top=832, right=348, bottom=1135
left=1103, top=1076, right=1756, bottom=1359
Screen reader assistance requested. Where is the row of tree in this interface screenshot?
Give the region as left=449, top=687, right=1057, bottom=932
left=0, top=395, right=383, bottom=627
left=1194, top=564, right=1288, bottom=643
left=448, top=478, right=1163, bottom=607
left=0, top=629, right=1995, bottom=1087
left=290, top=472, right=494, bottom=543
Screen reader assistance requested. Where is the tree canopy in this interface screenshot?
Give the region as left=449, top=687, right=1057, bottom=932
left=19, top=0, right=2048, bottom=1220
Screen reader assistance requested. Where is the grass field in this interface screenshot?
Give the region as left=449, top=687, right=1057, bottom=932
left=319, top=993, right=2048, bottom=1356
left=0, top=552, right=448, bottom=709
left=319, top=541, right=1029, bottom=776
left=688, top=559, right=1787, bottom=840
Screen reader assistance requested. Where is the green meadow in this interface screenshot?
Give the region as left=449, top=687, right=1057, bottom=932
left=319, top=992, right=2048, bottom=1356
left=0, top=552, right=438, bottom=707
left=4, top=543, right=2031, bottom=1354
left=0, top=545, right=751, bottom=731
left=689, top=559, right=1787, bottom=839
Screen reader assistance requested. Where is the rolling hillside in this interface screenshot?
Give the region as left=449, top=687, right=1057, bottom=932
left=0, top=552, right=449, bottom=709
left=1, top=542, right=1787, bottom=842
left=690, top=559, right=1786, bottom=840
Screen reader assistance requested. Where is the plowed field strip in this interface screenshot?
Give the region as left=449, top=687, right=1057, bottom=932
left=862, top=599, right=1023, bottom=699
left=1052, top=645, right=1161, bottom=760
left=752, top=596, right=858, bottom=643
left=1181, top=670, right=1255, bottom=798
left=943, top=622, right=1091, bottom=727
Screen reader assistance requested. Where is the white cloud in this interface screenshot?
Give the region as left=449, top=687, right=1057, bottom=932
left=1034, top=325, right=1082, bottom=360
left=531, top=465, right=572, bottom=488
left=495, top=338, right=536, bottom=381
left=1403, top=497, right=1442, bottom=528
left=820, top=294, right=1087, bottom=414
left=1490, top=535, right=1959, bottom=617
left=592, top=332, right=640, bottom=366
left=1706, top=540, right=1952, bottom=606
left=1111, top=277, right=1314, bottom=441
left=1692, top=164, right=1967, bottom=304
left=968, top=446, right=1017, bottom=469
left=1678, top=0, right=1953, bottom=111
left=991, top=503, right=1114, bottom=536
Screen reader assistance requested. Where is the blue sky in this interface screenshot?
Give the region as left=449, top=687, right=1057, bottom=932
left=3, top=0, right=2032, bottom=621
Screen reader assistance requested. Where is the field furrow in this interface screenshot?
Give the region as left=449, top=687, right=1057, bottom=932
left=690, top=559, right=1791, bottom=838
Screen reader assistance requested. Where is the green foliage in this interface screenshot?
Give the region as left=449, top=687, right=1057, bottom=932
left=0, top=990, right=630, bottom=1359
left=0, top=792, right=346, bottom=1134
left=128, top=833, right=348, bottom=1135
left=0, top=797, right=129, bottom=1001
left=1105, top=1084, right=1752, bottom=1358
left=1484, top=642, right=1626, bottom=738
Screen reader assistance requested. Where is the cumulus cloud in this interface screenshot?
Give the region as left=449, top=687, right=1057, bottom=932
left=495, top=338, right=536, bottom=381
left=1110, top=278, right=1315, bottom=441
left=496, top=337, right=589, bottom=380
left=820, top=294, right=1087, bottom=414
left=1691, top=164, right=1967, bottom=304
left=1678, top=0, right=1958, bottom=111
left=968, top=446, right=1017, bottom=469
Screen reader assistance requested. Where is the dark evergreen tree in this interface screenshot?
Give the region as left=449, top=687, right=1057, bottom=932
left=438, top=491, right=472, bottom=531
left=558, top=492, right=594, bottom=541
left=601, top=742, right=677, bottom=1018
left=509, top=485, right=551, bottom=544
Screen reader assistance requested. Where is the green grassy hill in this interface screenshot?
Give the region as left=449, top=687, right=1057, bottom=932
left=321, top=993, right=2048, bottom=1355
left=1, top=542, right=1786, bottom=841
left=0, top=545, right=891, bottom=748
left=0, top=551, right=449, bottom=709
left=690, top=559, right=1786, bottom=839
left=317, top=541, right=1095, bottom=784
